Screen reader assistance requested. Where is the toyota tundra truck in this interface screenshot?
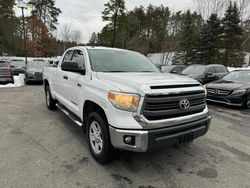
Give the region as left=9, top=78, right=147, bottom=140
left=43, top=46, right=211, bottom=163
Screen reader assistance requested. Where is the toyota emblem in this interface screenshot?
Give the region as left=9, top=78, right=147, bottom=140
left=179, top=99, right=190, bottom=110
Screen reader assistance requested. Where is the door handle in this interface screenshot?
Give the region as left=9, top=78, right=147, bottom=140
left=77, top=83, right=82, bottom=87
left=63, top=75, right=68, bottom=80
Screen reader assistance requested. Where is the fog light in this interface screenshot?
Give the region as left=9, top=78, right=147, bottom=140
left=125, top=136, right=132, bottom=143
left=124, top=135, right=135, bottom=146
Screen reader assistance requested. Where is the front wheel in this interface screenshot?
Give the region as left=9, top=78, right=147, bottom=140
left=87, top=112, right=113, bottom=164
left=244, top=94, right=250, bottom=109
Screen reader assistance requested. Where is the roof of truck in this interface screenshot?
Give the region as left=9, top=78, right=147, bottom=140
left=69, top=46, right=132, bottom=52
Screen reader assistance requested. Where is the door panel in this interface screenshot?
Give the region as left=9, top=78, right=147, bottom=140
left=63, top=49, right=87, bottom=116
left=53, top=50, right=73, bottom=104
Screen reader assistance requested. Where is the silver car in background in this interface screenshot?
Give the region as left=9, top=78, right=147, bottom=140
left=24, top=60, right=48, bottom=84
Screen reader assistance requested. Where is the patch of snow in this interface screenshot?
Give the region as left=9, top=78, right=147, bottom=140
left=228, top=66, right=250, bottom=72
left=0, top=74, right=25, bottom=88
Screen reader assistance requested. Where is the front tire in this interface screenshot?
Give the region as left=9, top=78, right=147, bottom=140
left=45, top=84, right=57, bottom=110
left=87, top=112, right=113, bottom=164
left=244, top=94, right=250, bottom=109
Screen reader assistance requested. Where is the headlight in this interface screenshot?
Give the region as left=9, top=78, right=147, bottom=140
left=108, top=91, right=140, bottom=112
left=231, top=89, right=246, bottom=96
left=204, top=86, right=207, bottom=98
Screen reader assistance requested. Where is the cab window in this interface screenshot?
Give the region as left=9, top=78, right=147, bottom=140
left=71, top=50, right=85, bottom=68
left=62, top=50, right=73, bottom=64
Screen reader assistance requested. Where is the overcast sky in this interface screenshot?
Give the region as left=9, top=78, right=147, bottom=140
left=54, top=0, right=195, bottom=43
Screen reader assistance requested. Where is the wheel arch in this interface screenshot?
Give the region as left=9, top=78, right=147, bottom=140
left=82, top=100, right=108, bottom=129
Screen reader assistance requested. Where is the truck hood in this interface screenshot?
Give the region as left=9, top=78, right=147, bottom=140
left=96, top=72, right=199, bottom=94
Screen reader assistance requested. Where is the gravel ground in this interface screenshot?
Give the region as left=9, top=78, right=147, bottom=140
left=0, top=86, right=249, bottom=188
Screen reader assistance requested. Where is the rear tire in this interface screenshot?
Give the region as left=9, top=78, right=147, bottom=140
left=87, top=112, right=113, bottom=164
left=45, top=84, right=57, bottom=110
left=25, top=79, right=29, bottom=85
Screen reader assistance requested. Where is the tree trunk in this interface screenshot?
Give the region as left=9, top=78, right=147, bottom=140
left=112, top=12, right=117, bottom=47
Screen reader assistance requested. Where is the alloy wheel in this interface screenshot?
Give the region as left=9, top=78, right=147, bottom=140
left=89, top=121, right=103, bottom=154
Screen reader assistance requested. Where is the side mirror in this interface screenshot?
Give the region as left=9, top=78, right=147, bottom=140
left=171, top=70, right=178, bottom=74
left=61, top=61, right=86, bottom=75
left=206, top=72, right=214, bottom=77
left=53, top=61, right=59, bottom=67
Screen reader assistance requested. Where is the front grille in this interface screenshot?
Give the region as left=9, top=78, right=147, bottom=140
left=34, top=72, right=43, bottom=80
left=142, top=91, right=206, bottom=120
left=207, top=88, right=231, bottom=96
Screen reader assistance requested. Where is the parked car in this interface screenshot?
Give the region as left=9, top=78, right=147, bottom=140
left=181, top=64, right=229, bottom=85
left=43, top=46, right=211, bottom=163
left=161, top=65, right=187, bottom=74
left=9, top=59, right=26, bottom=75
left=24, top=60, right=47, bottom=84
left=206, top=70, right=250, bottom=109
left=0, top=60, right=14, bottom=84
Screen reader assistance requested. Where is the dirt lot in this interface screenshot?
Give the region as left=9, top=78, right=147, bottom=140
left=0, top=86, right=249, bottom=188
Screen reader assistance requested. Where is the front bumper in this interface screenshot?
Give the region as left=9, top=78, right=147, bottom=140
left=26, top=72, right=43, bottom=81
left=207, top=95, right=244, bottom=106
left=109, top=115, right=211, bottom=152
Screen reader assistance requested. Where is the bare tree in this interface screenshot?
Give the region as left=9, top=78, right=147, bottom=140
left=60, top=23, right=82, bottom=43
left=237, top=0, right=250, bottom=22
left=193, top=0, right=227, bottom=19
left=71, top=30, right=82, bottom=43
left=61, top=23, right=72, bottom=42
left=194, top=0, right=250, bottom=21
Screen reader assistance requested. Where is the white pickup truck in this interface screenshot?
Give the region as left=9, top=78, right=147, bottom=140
left=43, top=46, right=211, bottom=163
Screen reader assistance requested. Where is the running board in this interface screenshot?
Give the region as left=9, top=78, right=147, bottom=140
left=56, top=103, right=83, bottom=127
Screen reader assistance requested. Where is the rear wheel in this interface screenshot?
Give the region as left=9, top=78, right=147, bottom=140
left=87, top=112, right=113, bottom=164
left=244, top=94, right=250, bottom=109
left=45, top=84, right=57, bottom=110
left=25, top=79, right=30, bottom=85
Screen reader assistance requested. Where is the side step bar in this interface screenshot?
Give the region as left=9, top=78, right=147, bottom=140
left=56, top=103, right=82, bottom=127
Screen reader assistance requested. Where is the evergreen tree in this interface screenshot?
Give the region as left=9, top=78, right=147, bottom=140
left=221, top=2, right=244, bottom=67
left=102, top=0, right=126, bottom=47
left=89, top=32, right=99, bottom=46
left=172, top=10, right=202, bottom=65
left=28, top=0, right=61, bottom=31
left=195, top=14, right=222, bottom=65
left=0, top=0, right=21, bottom=55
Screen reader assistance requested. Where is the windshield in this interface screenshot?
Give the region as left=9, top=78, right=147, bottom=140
left=88, top=49, right=159, bottom=73
left=182, top=65, right=206, bottom=75
left=10, top=60, right=25, bottom=67
left=222, top=70, right=250, bottom=82
left=27, top=61, right=47, bottom=69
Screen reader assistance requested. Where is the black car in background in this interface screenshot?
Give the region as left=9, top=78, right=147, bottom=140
left=206, top=70, right=250, bottom=108
left=181, top=64, right=229, bottom=85
left=24, top=60, right=47, bottom=84
left=161, top=65, right=187, bottom=74
left=9, top=59, right=26, bottom=75
left=0, top=60, right=14, bottom=84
